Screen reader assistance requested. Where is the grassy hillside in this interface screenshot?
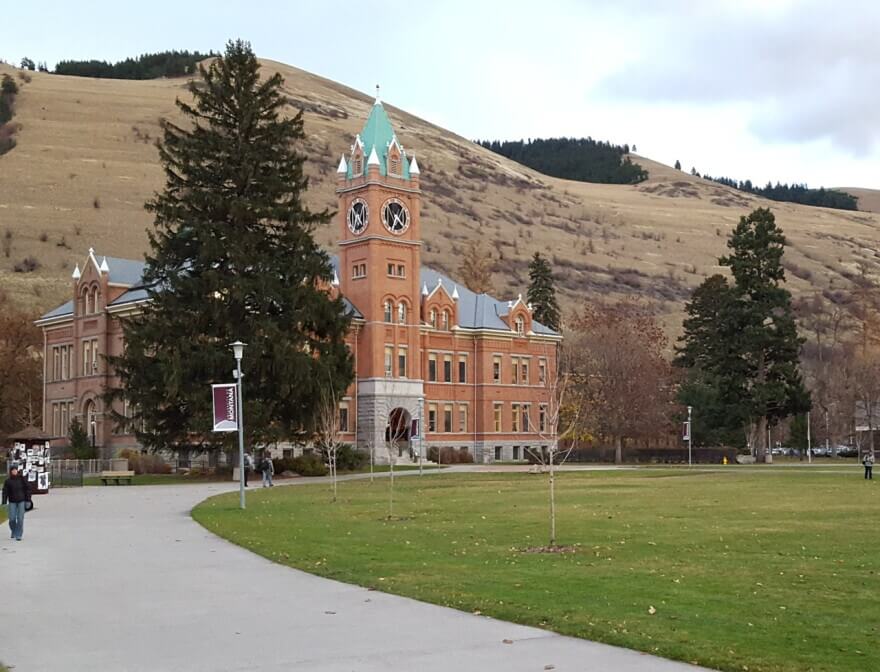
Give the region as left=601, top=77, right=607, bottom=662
left=1, top=60, right=878, bottom=336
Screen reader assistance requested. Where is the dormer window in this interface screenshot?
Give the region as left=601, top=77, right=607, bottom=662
left=384, top=300, right=393, bottom=323
left=441, top=311, right=450, bottom=331
left=92, top=287, right=100, bottom=312
left=389, top=154, right=400, bottom=176
left=515, top=316, right=525, bottom=335
left=353, top=154, right=362, bottom=175
left=429, top=309, right=437, bottom=328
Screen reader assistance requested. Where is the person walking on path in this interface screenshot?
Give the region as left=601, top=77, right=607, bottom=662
left=243, top=452, right=254, bottom=487
left=260, top=451, right=274, bottom=488
left=2, top=466, right=32, bottom=541
left=863, top=452, right=874, bottom=480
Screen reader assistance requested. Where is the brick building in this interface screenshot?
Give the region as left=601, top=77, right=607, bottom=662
left=36, top=96, right=561, bottom=462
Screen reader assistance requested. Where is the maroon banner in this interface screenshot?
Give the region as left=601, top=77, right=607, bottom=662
left=212, top=383, right=238, bottom=432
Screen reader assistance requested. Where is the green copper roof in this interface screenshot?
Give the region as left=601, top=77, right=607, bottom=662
left=347, top=100, right=411, bottom=179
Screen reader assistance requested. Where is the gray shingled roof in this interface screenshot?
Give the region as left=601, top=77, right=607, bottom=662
left=328, top=256, right=557, bottom=336
left=41, top=253, right=554, bottom=335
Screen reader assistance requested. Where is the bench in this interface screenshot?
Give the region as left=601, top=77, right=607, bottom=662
left=100, top=470, right=135, bottom=485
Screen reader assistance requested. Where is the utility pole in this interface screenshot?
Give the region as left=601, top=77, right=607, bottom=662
left=231, top=341, right=246, bottom=510
left=687, top=406, right=693, bottom=466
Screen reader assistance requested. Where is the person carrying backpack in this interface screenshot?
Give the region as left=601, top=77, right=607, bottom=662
left=863, top=452, right=875, bottom=480
left=260, top=452, right=275, bottom=488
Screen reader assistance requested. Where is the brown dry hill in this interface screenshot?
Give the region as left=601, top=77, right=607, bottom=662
left=1, top=59, right=879, bottom=335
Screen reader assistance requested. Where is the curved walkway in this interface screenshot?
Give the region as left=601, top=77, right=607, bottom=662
left=0, top=471, right=712, bottom=672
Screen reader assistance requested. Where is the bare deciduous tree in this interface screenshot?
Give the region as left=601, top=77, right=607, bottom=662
left=568, top=298, right=675, bottom=464
left=457, top=240, right=495, bottom=294
left=315, top=383, right=342, bottom=502
left=524, top=343, right=582, bottom=548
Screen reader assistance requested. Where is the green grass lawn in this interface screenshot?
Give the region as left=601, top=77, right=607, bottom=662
left=193, top=469, right=877, bottom=672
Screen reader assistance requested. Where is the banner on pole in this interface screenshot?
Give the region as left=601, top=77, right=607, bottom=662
left=682, top=421, right=690, bottom=441
left=212, top=383, right=238, bottom=432
left=411, top=418, right=420, bottom=439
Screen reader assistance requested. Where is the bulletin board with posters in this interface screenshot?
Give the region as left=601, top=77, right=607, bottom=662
left=8, top=441, right=51, bottom=495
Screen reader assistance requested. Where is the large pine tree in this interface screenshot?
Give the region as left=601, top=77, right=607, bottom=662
left=677, top=208, right=810, bottom=460
left=527, top=252, right=561, bottom=331
left=106, top=40, right=353, bottom=452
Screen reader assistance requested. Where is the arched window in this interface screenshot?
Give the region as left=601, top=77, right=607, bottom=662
left=398, top=302, right=407, bottom=324
left=79, top=287, right=89, bottom=315
left=429, top=309, right=436, bottom=328
left=91, top=287, right=100, bottom=312
left=83, top=287, right=91, bottom=315
left=515, top=316, right=525, bottom=335
left=384, top=300, right=393, bottom=323
left=441, top=311, right=449, bottom=331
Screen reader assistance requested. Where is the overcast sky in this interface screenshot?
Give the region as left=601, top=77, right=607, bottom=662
left=5, top=0, right=878, bottom=189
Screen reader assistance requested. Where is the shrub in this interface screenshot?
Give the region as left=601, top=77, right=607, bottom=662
left=118, top=448, right=172, bottom=474
left=39, top=231, right=48, bottom=242
left=93, top=196, right=101, bottom=209
left=334, top=443, right=367, bottom=471
left=13, top=256, right=39, bottom=273
left=292, top=453, right=328, bottom=477
left=271, top=457, right=297, bottom=474
left=427, top=446, right=474, bottom=464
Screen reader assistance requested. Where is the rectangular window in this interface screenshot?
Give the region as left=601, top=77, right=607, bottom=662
left=458, top=357, right=467, bottom=383
left=60, top=403, right=69, bottom=436
left=428, top=354, right=437, bottom=382
left=398, top=347, right=407, bottom=378
left=511, top=404, right=520, bottom=432
left=52, top=404, right=60, bottom=436
left=352, top=264, right=367, bottom=279
left=428, top=404, right=437, bottom=432
left=512, top=445, right=520, bottom=460
left=91, top=339, right=98, bottom=372
left=512, top=358, right=520, bottom=385
left=339, top=403, right=349, bottom=432
left=397, top=264, right=405, bottom=278
left=493, top=356, right=501, bottom=383
left=83, top=341, right=91, bottom=376
left=493, top=403, right=503, bottom=432
left=521, top=361, right=529, bottom=385
left=443, top=404, right=453, bottom=432
left=522, top=405, right=530, bottom=432
left=539, top=405, right=547, bottom=433
left=538, top=358, right=547, bottom=384
left=387, top=262, right=395, bottom=276
left=458, top=405, right=467, bottom=433
left=443, top=355, right=452, bottom=383
left=52, top=348, right=59, bottom=382
left=62, top=346, right=70, bottom=380
left=494, top=446, right=502, bottom=461
left=384, top=346, right=393, bottom=377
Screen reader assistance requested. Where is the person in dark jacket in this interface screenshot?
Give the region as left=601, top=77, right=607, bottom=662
left=863, top=452, right=875, bottom=480
left=2, top=466, right=32, bottom=541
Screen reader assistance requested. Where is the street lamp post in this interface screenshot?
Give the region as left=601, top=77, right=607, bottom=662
left=687, top=406, right=693, bottom=466
left=231, top=341, right=246, bottom=510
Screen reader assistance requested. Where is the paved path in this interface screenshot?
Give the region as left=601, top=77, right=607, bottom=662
left=1, top=473, right=713, bottom=672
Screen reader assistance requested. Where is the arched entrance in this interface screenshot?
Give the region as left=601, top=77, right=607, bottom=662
left=386, top=407, right=412, bottom=459
left=82, top=399, right=98, bottom=447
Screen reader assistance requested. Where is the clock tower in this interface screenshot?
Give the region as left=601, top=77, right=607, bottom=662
left=337, top=92, right=424, bottom=454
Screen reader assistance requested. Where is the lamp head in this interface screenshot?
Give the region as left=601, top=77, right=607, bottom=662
left=230, top=341, right=246, bottom=361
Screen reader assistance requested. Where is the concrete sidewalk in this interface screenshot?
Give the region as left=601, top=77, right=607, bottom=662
left=0, top=475, right=713, bottom=671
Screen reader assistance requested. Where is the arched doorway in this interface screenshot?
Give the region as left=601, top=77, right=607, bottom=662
left=386, top=407, right=412, bottom=459
left=82, top=399, right=97, bottom=448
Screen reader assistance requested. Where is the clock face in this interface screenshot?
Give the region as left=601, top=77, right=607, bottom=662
left=347, top=199, right=369, bottom=235
left=382, top=198, right=410, bottom=234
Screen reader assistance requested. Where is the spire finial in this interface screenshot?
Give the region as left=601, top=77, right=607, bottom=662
left=375, top=84, right=381, bottom=105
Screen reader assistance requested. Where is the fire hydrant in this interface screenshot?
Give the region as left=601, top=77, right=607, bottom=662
left=722, top=456, right=729, bottom=465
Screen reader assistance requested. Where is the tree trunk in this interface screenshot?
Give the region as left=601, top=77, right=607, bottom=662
left=614, top=436, right=623, bottom=465
left=756, top=416, right=768, bottom=463
left=388, top=461, right=395, bottom=519
left=549, top=449, right=556, bottom=547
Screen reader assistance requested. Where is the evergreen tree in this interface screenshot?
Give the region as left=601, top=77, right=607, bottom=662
left=674, top=159, right=681, bottom=170
left=677, top=208, right=810, bottom=460
left=105, top=40, right=353, bottom=453
left=527, top=252, right=561, bottom=331
left=68, top=417, right=96, bottom=459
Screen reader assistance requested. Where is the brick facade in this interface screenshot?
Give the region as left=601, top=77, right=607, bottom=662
left=37, top=97, right=561, bottom=462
